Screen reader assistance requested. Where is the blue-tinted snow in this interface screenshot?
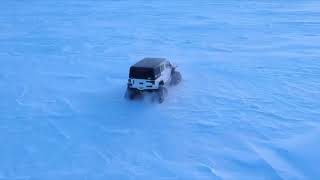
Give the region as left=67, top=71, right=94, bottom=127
left=0, top=0, right=320, bottom=179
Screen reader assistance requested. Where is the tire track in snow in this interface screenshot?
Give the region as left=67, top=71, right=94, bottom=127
left=46, top=119, right=71, bottom=140
left=62, top=97, right=78, bottom=113
left=195, top=162, right=223, bottom=180
left=15, top=86, right=27, bottom=106
left=246, top=141, right=306, bottom=180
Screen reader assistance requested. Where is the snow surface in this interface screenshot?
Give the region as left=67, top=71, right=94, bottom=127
left=1, top=0, right=320, bottom=179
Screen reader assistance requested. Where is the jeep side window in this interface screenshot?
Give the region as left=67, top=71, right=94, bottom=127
left=166, top=62, right=171, bottom=68
left=160, top=65, right=164, bottom=72
left=154, top=67, right=161, bottom=78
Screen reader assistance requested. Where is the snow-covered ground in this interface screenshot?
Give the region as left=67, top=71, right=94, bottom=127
left=1, top=0, right=320, bottom=179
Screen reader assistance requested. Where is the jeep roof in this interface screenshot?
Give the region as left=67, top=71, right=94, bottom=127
left=132, top=58, right=167, bottom=68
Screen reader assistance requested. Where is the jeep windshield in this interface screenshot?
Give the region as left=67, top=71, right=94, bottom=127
left=129, top=67, right=156, bottom=80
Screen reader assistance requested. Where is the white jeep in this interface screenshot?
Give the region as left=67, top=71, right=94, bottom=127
left=125, top=58, right=182, bottom=103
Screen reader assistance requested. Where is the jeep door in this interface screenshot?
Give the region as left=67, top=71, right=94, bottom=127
left=162, top=62, right=172, bottom=84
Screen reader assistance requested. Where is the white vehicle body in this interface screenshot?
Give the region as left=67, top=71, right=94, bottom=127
left=125, top=57, right=181, bottom=103
left=128, top=60, right=173, bottom=91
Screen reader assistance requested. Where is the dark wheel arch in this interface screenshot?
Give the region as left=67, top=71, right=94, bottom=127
left=170, top=71, right=182, bottom=86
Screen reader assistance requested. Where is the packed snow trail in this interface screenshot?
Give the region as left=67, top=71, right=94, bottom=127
left=0, top=0, right=320, bottom=179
